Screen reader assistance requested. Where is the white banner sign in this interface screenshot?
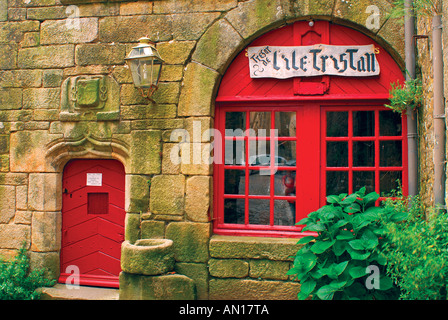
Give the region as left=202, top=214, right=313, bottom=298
left=248, top=44, right=380, bottom=79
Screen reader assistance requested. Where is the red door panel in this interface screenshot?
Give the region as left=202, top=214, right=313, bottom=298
left=59, top=159, right=125, bottom=288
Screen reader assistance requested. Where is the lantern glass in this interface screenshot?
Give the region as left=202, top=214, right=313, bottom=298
left=128, top=57, right=162, bottom=89
left=125, top=38, right=164, bottom=91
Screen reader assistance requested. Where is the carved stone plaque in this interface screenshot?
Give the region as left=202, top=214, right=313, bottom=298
left=60, top=75, right=119, bottom=121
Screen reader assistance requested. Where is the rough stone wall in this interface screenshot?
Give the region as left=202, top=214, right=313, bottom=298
left=416, top=15, right=435, bottom=208
left=416, top=6, right=448, bottom=209
left=0, top=0, right=406, bottom=300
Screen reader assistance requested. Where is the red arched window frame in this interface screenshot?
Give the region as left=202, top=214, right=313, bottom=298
left=214, top=21, right=407, bottom=238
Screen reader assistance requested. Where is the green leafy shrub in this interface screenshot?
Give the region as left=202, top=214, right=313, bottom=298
left=385, top=78, right=423, bottom=115
left=287, top=188, right=400, bottom=300
left=0, top=246, right=55, bottom=300
left=380, top=193, right=448, bottom=300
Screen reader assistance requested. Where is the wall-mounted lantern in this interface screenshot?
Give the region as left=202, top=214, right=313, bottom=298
left=125, top=37, right=164, bottom=102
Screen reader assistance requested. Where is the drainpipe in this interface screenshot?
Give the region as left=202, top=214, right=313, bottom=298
left=432, top=14, right=446, bottom=207
left=405, top=0, right=418, bottom=197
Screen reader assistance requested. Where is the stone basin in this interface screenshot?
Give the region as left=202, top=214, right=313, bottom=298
left=121, top=239, right=175, bottom=276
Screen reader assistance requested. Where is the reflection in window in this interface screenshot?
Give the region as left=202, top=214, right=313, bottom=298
left=327, top=111, right=348, bottom=137
left=326, top=171, right=348, bottom=196
left=353, top=111, right=374, bottom=137
left=327, top=142, right=348, bottom=167
left=224, top=199, right=244, bottom=224
left=274, top=200, right=295, bottom=226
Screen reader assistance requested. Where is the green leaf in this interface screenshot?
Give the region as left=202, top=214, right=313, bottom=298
left=329, top=279, right=348, bottom=290
left=303, top=223, right=326, bottom=232
left=348, top=239, right=365, bottom=250
left=344, top=204, right=361, bottom=214
left=333, top=261, right=349, bottom=276
left=311, top=239, right=336, bottom=254
left=347, top=246, right=371, bottom=260
left=389, top=211, right=409, bottom=222
left=332, top=240, right=347, bottom=256
left=293, top=251, right=317, bottom=275
left=316, top=285, right=337, bottom=300
left=296, top=217, right=310, bottom=226
left=361, top=192, right=380, bottom=205
left=326, top=195, right=340, bottom=204
left=298, top=279, right=316, bottom=299
left=349, top=266, right=367, bottom=279
left=363, top=206, right=383, bottom=220
left=378, top=275, right=394, bottom=291
left=356, top=187, right=367, bottom=197
left=341, top=193, right=358, bottom=205
left=336, top=230, right=355, bottom=240
left=296, top=236, right=316, bottom=245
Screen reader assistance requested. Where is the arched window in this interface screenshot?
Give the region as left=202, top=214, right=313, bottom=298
left=214, top=21, right=407, bottom=238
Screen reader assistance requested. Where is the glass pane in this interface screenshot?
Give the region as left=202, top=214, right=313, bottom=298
left=274, top=170, right=296, bottom=196
left=353, top=111, right=375, bottom=137
left=275, top=112, right=296, bottom=137
left=380, top=110, right=402, bottom=136
left=248, top=140, right=270, bottom=166
left=248, top=199, right=270, bottom=225
left=327, top=111, right=348, bottom=137
left=248, top=172, right=270, bottom=196
left=380, top=141, right=402, bottom=166
left=224, top=199, right=245, bottom=224
left=353, top=141, right=375, bottom=167
left=353, top=171, right=375, bottom=193
left=274, top=200, right=295, bottom=226
left=277, top=141, right=296, bottom=165
left=225, top=139, right=245, bottom=165
left=327, top=142, right=348, bottom=167
left=380, top=171, right=402, bottom=196
left=249, top=112, right=271, bottom=137
left=326, top=171, right=348, bottom=196
left=225, top=112, right=246, bottom=136
left=224, top=170, right=245, bottom=195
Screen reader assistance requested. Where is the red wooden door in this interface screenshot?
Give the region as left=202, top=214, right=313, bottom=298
left=59, top=159, right=125, bottom=288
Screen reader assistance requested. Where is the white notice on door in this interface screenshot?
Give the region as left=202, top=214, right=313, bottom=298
left=86, top=173, right=102, bottom=186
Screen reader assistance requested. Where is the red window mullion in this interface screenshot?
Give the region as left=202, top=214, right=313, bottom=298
left=244, top=111, right=250, bottom=225
left=269, top=111, right=276, bottom=226
left=348, top=110, right=354, bottom=194
left=374, top=110, right=381, bottom=195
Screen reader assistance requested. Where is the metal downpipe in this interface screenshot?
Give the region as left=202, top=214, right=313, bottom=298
left=405, top=0, right=418, bottom=197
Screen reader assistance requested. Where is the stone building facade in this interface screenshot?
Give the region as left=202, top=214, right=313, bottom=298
left=0, top=0, right=444, bottom=300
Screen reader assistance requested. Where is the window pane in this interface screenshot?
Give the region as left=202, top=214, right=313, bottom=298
left=224, top=170, right=245, bottom=195
left=380, top=110, right=402, bottom=136
left=275, top=112, right=296, bottom=137
left=274, top=200, right=295, bottom=226
left=327, top=111, right=348, bottom=137
left=327, top=142, right=348, bottom=167
left=353, top=111, right=375, bottom=137
left=353, top=141, right=375, bottom=167
left=248, top=199, right=270, bottom=225
left=224, top=199, right=245, bottom=224
left=249, top=112, right=271, bottom=137
left=380, top=171, right=402, bottom=196
left=225, top=139, right=245, bottom=165
left=274, top=170, right=296, bottom=196
left=225, top=112, right=246, bottom=136
left=277, top=141, right=296, bottom=164
left=353, top=171, right=375, bottom=193
left=380, top=141, right=402, bottom=166
left=248, top=140, right=270, bottom=166
left=248, top=172, right=270, bottom=196
left=327, top=171, right=348, bottom=196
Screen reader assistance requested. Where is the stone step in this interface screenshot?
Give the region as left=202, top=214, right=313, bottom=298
left=39, top=284, right=119, bottom=300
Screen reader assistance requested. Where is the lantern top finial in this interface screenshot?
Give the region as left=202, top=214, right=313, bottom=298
left=138, top=37, right=154, bottom=46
